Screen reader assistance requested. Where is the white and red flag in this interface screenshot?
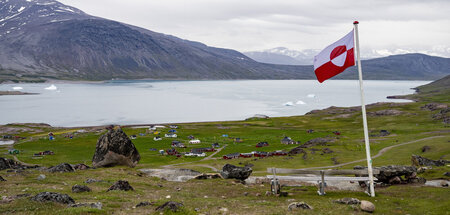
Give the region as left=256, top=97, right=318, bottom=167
left=313, top=30, right=355, bottom=83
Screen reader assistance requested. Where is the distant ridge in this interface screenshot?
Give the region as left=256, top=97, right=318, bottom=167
left=0, top=0, right=449, bottom=82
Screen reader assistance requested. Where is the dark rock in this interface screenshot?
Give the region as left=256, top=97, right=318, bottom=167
left=440, top=181, right=448, bottom=187
left=107, top=180, right=134, bottom=191
left=407, top=177, right=426, bottom=184
left=360, top=200, right=375, bottom=213
left=368, top=109, right=403, bottom=116
left=421, top=146, right=431, bottom=153
left=0, top=157, right=37, bottom=170
left=72, top=185, right=91, bottom=193
left=288, top=202, right=313, bottom=210
left=243, top=192, right=249, bottom=196
left=194, top=173, right=223, bottom=180
left=355, top=165, right=420, bottom=184
left=73, top=163, right=90, bottom=170
left=331, top=157, right=339, bottom=164
left=47, top=163, right=74, bottom=173
left=31, top=192, right=75, bottom=204
left=322, top=148, right=334, bottom=154
left=92, top=128, right=140, bottom=168
left=0, top=175, right=5, bottom=181
left=444, top=172, right=450, bottom=177
left=388, top=176, right=402, bottom=184
left=288, top=146, right=306, bottom=155
left=136, top=201, right=153, bottom=207
left=370, top=130, right=390, bottom=137
left=70, top=202, right=102, bottom=209
left=421, top=103, right=447, bottom=111
left=301, top=137, right=335, bottom=148
left=432, top=108, right=450, bottom=124
left=155, top=201, right=183, bottom=212
left=220, top=164, right=252, bottom=180
left=412, top=155, right=448, bottom=166
left=334, top=197, right=361, bottom=205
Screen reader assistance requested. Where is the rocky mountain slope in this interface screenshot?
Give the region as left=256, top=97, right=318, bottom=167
left=0, top=0, right=448, bottom=82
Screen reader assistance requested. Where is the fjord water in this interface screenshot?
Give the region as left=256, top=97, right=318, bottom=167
left=0, top=80, right=428, bottom=127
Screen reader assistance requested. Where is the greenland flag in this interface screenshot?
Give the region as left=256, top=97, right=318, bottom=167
left=313, top=30, right=355, bottom=83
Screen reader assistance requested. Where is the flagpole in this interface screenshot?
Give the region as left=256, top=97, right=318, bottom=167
left=353, top=21, right=375, bottom=197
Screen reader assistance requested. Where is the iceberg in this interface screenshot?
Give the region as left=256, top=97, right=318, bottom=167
left=283, top=101, right=294, bottom=106
left=44, top=84, right=58, bottom=90
left=296, top=100, right=306, bottom=105
left=12, top=86, right=23, bottom=90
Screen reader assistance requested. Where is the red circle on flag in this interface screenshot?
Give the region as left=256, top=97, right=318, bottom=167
left=330, top=45, right=347, bottom=60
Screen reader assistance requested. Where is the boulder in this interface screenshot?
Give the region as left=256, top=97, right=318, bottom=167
left=421, top=146, right=431, bottom=153
left=0, top=175, right=6, bottom=181
left=85, top=178, right=103, bottom=183
left=73, top=164, right=90, bottom=170
left=37, top=174, right=46, bottom=180
left=355, top=165, right=422, bottom=184
left=155, top=201, right=183, bottom=212
left=107, top=180, right=134, bottom=191
left=360, top=200, right=375, bottom=213
left=220, top=164, right=252, bottom=180
left=47, top=163, right=74, bottom=173
left=136, top=201, right=153, bottom=207
left=31, top=192, right=75, bottom=204
left=412, top=155, right=448, bottom=166
left=288, top=202, right=313, bottom=210
left=301, top=138, right=335, bottom=148
left=334, top=197, right=361, bottom=205
left=70, top=202, right=102, bottom=209
left=444, top=172, right=450, bottom=177
left=72, top=185, right=91, bottom=193
left=193, top=173, right=223, bottom=180
left=92, top=128, right=140, bottom=168
left=0, top=157, right=37, bottom=170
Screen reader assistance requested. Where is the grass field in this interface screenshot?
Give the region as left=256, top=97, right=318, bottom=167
left=1, top=76, right=449, bottom=214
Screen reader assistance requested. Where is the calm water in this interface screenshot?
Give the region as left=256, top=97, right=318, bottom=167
left=0, top=80, right=428, bottom=127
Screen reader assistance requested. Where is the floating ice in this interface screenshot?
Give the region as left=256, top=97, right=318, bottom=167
left=12, top=86, right=23, bottom=90
left=283, top=101, right=294, bottom=106
left=296, top=100, right=306, bottom=105
left=44, top=84, right=57, bottom=90
left=307, top=94, right=316, bottom=98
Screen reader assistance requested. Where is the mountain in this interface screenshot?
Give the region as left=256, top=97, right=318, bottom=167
left=0, top=0, right=449, bottom=82
left=244, top=47, right=318, bottom=65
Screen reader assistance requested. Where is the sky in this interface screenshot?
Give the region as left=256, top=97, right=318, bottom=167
left=58, top=0, right=450, bottom=58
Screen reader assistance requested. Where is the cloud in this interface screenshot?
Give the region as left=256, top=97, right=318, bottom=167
left=58, top=0, right=450, bottom=57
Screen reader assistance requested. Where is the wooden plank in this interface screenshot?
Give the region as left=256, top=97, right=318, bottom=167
left=267, top=168, right=380, bottom=175
left=266, top=175, right=370, bottom=181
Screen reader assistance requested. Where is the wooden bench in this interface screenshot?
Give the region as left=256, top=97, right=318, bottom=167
left=267, top=168, right=380, bottom=196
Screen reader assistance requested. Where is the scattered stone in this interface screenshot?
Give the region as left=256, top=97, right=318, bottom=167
left=136, top=201, right=153, bottom=207
left=389, top=176, right=402, bottom=184
left=412, top=155, right=448, bottom=166
left=72, top=185, right=91, bottom=193
left=444, top=172, right=450, bottom=177
left=265, top=191, right=271, bottom=196
left=301, top=137, right=335, bottom=148
left=0, top=176, right=5, bottom=181
left=31, top=192, right=75, bottom=204
left=288, top=202, right=313, bottom=210
left=70, top=202, right=102, bottom=209
left=107, top=180, right=134, bottom=192
left=85, top=178, right=103, bottom=184
left=155, top=201, right=183, bottom=212
left=371, top=129, right=390, bottom=137
left=322, top=148, right=334, bottom=154
left=92, top=127, right=141, bottom=168
left=194, top=173, right=223, bottom=180
left=255, top=193, right=261, bottom=197
left=440, top=181, right=449, bottom=187
left=331, top=157, right=339, bottom=165
left=0, top=157, right=38, bottom=170
left=360, top=200, right=375, bottom=213
left=47, top=163, right=74, bottom=173
left=278, top=192, right=288, bottom=197
left=37, top=174, right=46, bottom=180
left=139, top=168, right=201, bottom=182
left=334, top=197, right=361, bottom=205
left=288, top=146, right=306, bottom=155
left=219, top=207, right=229, bottom=212
left=421, top=103, right=448, bottom=111
left=432, top=108, right=449, bottom=124
left=73, top=164, right=90, bottom=170
left=176, top=187, right=182, bottom=191
left=421, top=146, right=431, bottom=153
left=166, top=195, right=171, bottom=199
left=220, top=164, right=252, bottom=180
left=243, top=192, right=249, bottom=196
left=368, top=109, right=403, bottom=116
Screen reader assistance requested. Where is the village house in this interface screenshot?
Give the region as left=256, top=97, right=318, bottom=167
left=255, top=142, right=269, bottom=148
left=153, top=136, right=162, bottom=141
left=169, top=125, right=178, bottom=129
left=191, top=147, right=215, bottom=153
left=239, top=153, right=253, bottom=158
left=187, top=135, right=195, bottom=140
left=234, top=138, right=243, bottom=143
left=165, top=133, right=177, bottom=138
left=223, top=152, right=240, bottom=159
left=189, top=139, right=201, bottom=144
left=212, top=143, right=220, bottom=148
left=130, top=135, right=137, bottom=139
left=171, top=141, right=186, bottom=148
left=281, top=136, right=297, bottom=144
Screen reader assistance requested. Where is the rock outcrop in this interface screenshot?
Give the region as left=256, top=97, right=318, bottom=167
left=72, top=185, right=91, bottom=193
left=47, top=163, right=74, bottom=173
left=156, top=201, right=184, bottom=212
left=334, top=198, right=360, bottom=205
left=0, top=157, right=38, bottom=170
left=355, top=165, right=425, bottom=185
left=220, top=164, right=252, bottom=180
left=31, top=192, right=75, bottom=204
left=360, top=200, right=375, bottom=213
left=288, top=202, right=313, bottom=210
left=412, top=155, right=448, bottom=166
left=92, top=128, right=140, bottom=168
left=107, top=180, right=134, bottom=191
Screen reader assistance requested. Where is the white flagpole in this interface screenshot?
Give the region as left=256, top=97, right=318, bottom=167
left=353, top=21, right=375, bottom=197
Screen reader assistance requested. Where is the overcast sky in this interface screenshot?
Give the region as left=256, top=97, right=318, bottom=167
left=58, top=0, right=450, bottom=58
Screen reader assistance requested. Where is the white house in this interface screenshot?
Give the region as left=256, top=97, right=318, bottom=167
left=189, top=139, right=201, bottom=144
left=153, top=136, right=162, bottom=141
left=165, top=133, right=177, bottom=138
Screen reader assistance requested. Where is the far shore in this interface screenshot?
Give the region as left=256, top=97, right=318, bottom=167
left=0, top=91, right=39, bottom=96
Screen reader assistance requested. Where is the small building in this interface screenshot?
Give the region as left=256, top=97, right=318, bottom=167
left=307, top=129, right=314, bottom=134
left=272, top=150, right=288, bottom=156
left=187, top=135, right=195, bottom=140
left=153, top=131, right=160, bottom=135
left=253, top=151, right=269, bottom=157
left=172, top=141, right=186, bottom=148
left=222, top=134, right=228, bottom=138
left=223, top=153, right=240, bottom=160
left=239, top=153, right=253, bottom=158
left=169, top=125, right=178, bottom=129
left=153, top=136, right=162, bottom=141
left=139, top=133, right=146, bottom=136
left=212, top=143, right=220, bottom=148
left=165, top=133, right=177, bottom=138
left=281, top=136, right=296, bottom=144
left=149, top=148, right=158, bottom=151
left=191, top=147, right=215, bottom=153
left=333, top=131, right=341, bottom=135
left=149, top=126, right=157, bottom=131
left=166, top=148, right=179, bottom=156
left=234, top=138, right=243, bottom=143
left=130, top=135, right=137, bottom=140
left=255, top=142, right=269, bottom=148
left=8, top=149, right=19, bottom=154
left=189, top=139, right=201, bottom=144
left=168, top=129, right=177, bottom=133
left=3, top=135, right=12, bottom=139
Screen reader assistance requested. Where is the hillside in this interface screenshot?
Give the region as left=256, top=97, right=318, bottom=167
left=0, top=0, right=449, bottom=82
